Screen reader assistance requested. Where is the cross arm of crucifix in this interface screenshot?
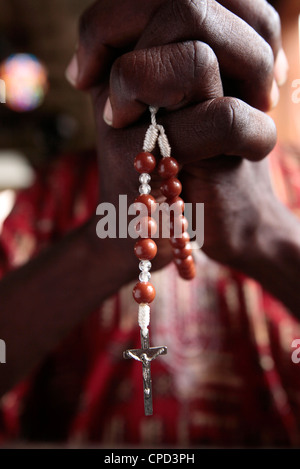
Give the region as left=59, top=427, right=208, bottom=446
left=124, top=346, right=167, bottom=363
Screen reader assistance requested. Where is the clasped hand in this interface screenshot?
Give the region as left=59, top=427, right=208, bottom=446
left=66, top=0, right=286, bottom=270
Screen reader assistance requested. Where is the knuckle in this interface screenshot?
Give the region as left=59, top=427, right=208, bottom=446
left=207, top=97, right=241, bottom=141
left=248, top=32, right=274, bottom=84
left=258, top=5, right=281, bottom=52
left=206, top=97, right=276, bottom=161
left=169, top=0, right=208, bottom=27
left=220, top=98, right=238, bottom=139
left=257, top=40, right=274, bottom=79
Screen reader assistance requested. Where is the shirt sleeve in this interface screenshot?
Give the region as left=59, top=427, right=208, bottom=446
left=0, top=150, right=98, bottom=274
left=0, top=150, right=98, bottom=441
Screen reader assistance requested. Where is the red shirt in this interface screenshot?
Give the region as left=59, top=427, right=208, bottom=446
left=0, top=146, right=300, bottom=447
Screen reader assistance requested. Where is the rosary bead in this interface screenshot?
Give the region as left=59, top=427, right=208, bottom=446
left=133, top=281, right=156, bottom=304
left=135, top=216, right=157, bottom=238
left=170, top=232, right=190, bottom=248
left=170, top=215, right=188, bottom=236
left=173, top=243, right=192, bottom=259
left=139, top=271, right=151, bottom=283
left=134, top=152, right=156, bottom=174
left=139, top=173, right=151, bottom=184
left=139, top=260, right=152, bottom=272
left=134, top=238, right=157, bottom=260
left=166, top=196, right=185, bottom=214
left=139, top=183, right=151, bottom=195
left=160, top=177, right=182, bottom=198
left=174, top=255, right=194, bottom=270
left=178, top=265, right=196, bottom=280
left=134, top=194, right=157, bottom=215
left=157, top=157, right=179, bottom=179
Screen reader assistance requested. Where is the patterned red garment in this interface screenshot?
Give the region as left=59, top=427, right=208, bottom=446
left=0, top=146, right=300, bottom=447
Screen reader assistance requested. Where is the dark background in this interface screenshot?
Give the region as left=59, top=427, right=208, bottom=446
left=0, top=0, right=95, bottom=168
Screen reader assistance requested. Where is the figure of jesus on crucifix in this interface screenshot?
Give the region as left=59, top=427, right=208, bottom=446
left=123, top=331, right=167, bottom=416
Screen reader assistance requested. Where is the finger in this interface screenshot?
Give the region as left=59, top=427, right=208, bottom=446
left=67, top=0, right=282, bottom=97
left=66, top=0, right=163, bottom=89
left=217, top=0, right=282, bottom=58
left=218, top=0, right=288, bottom=86
left=136, top=0, right=275, bottom=111
left=162, top=98, right=277, bottom=162
left=108, top=41, right=223, bottom=128
left=100, top=97, right=277, bottom=166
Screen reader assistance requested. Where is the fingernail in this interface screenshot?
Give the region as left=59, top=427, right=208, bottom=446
left=103, top=98, right=113, bottom=126
left=274, top=48, right=289, bottom=87
left=65, top=53, right=78, bottom=87
left=270, top=79, right=280, bottom=109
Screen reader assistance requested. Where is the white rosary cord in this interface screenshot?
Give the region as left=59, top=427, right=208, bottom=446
left=138, top=304, right=150, bottom=338
left=143, top=107, right=171, bottom=157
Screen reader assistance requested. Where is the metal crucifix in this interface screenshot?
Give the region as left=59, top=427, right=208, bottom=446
left=123, top=331, right=167, bottom=416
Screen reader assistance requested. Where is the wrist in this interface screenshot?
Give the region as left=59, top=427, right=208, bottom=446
left=246, top=199, right=299, bottom=271
left=83, top=215, right=138, bottom=292
left=233, top=198, right=300, bottom=315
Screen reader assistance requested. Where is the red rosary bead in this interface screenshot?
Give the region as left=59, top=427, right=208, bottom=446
left=134, top=238, right=157, bottom=260
left=157, top=153, right=196, bottom=281
left=134, top=194, right=157, bottom=215
left=174, top=255, right=194, bottom=270
left=173, top=243, right=192, bottom=259
left=175, top=255, right=196, bottom=280
left=133, top=282, right=156, bottom=304
left=170, top=232, right=190, bottom=248
left=135, top=217, right=157, bottom=238
left=134, top=152, right=156, bottom=174
left=178, top=266, right=196, bottom=280
left=170, top=215, right=188, bottom=236
left=160, top=177, right=182, bottom=199
left=157, top=157, right=179, bottom=179
left=166, top=196, right=185, bottom=214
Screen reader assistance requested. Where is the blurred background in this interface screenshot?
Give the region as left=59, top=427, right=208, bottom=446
left=0, top=0, right=95, bottom=229
left=0, top=0, right=95, bottom=161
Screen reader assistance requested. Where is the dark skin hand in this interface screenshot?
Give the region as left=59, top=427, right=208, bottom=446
left=77, top=0, right=300, bottom=316
left=72, top=0, right=280, bottom=268
left=71, top=0, right=300, bottom=308
left=0, top=0, right=299, bottom=398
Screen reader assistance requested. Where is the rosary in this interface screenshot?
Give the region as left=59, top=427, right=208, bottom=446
left=123, top=107, right=195, bottom=416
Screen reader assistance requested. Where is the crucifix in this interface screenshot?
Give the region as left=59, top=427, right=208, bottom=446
left=123, top=331, right=167, bottom=416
